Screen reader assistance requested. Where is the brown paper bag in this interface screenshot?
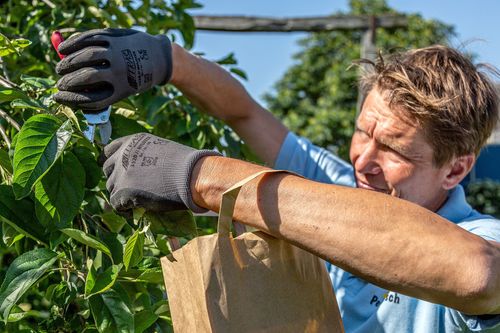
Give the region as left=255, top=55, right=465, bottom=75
left=161, top=170, right=344, bottom=332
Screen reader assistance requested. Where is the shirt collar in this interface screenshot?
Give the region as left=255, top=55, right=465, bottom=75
left=436, top=185, right=472, bottom=223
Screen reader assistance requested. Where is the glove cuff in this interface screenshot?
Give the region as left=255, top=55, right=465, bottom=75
left=180, top=149, right=222, bottom=213
left=156, top=35, right=173, bottom=85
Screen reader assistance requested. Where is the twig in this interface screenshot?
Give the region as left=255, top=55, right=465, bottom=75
left=59, top=28, right=78, bottom=34
left=0, top=57, right=10, bottom=82
left=0, top=109, right=20, bottom=131
left=0, top=123, right=11, bottom=149
left=0, top=75, right=19, bottom=89
left=40, top=0, right=56, bottom=9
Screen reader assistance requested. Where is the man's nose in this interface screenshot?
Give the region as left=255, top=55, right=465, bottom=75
left=355, top=141, right=382, bottom=175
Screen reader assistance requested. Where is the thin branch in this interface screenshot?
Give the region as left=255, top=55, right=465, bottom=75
left=0, top=75, right=19, bottom=89
left=0, top=123, right=11, bottom=149
left=58, top=27, right=78, bottom=34
left=0, top=57, right=10, bottom=81
left=40, top=0, right=56, bottom=9
left=0, top=109, right=20, bottom=131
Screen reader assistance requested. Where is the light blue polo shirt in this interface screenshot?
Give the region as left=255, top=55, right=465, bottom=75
left=274, top=132, right=500, bottom=333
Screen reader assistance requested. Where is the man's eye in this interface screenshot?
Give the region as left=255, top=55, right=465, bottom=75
left=355, top=128, right=369, bottom=137
left=391, top=148, right=409, bottom=160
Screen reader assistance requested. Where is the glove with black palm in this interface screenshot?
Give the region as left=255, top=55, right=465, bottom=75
left=102, top=133, right=221, bottom=213
left=54, top=28, right=172, bottom=111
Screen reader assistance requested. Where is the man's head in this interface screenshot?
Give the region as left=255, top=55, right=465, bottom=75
left=350, top=45, right=499, bottom=211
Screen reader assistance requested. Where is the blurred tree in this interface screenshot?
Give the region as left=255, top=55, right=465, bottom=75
left=263, top=0, right=455, bottom=160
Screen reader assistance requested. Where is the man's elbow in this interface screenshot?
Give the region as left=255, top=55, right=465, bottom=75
left=456, top=242, right=500, bottom=315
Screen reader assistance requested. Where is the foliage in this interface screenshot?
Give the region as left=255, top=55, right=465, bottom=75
left=263, top=0, right=455, bottom=160
left=0, top=1, right=248, bottom=332
left=466, top=180, right=500, bottom=218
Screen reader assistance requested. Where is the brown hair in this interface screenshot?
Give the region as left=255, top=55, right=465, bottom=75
left=359, top=45, right=499, bottom=166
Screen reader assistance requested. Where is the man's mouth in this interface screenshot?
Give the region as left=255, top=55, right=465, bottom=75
left=356, top=179, right=390, bottom=194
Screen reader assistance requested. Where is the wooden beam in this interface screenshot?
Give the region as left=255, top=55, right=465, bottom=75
left=193, top=14, right=407, bottom=32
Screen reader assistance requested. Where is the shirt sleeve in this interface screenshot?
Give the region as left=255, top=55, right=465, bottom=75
left=274, top=132, right=356, bottom=187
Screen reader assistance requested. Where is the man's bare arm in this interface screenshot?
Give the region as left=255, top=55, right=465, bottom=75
left=191, top=156, right=500, bottom=315
left=170, top=44, right=288, bottom=166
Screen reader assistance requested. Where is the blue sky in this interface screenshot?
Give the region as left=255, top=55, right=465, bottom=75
left=186, top=1, right=500, bottom=106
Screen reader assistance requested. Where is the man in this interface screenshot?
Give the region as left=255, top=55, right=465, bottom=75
left=54, top=29, right=500, bottom=332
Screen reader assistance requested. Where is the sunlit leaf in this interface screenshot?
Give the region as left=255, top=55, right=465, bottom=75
left=85, top=262, right=123, bottom=298
left=123, top=229, right=144, bottom=271
left=0, top=88, right=29, bottom=104
left=12, top=116, right=72, bottom=199
left=61, top=228, right=113, bottom=261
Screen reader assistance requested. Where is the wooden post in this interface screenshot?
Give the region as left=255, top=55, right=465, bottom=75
left=358, top=16, right=378, bottom=115
left=193, top=14, right=407, bottom=32
left=193, top=14, right=406, bottom=117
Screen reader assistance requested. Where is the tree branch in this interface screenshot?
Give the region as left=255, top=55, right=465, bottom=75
left=40, top=0, right=56, bottom=9
left=0, top=109, right=21, bottom=131
left=0, top=123, right=11, bottom=149
left=0, top=75, right=19, bottom=89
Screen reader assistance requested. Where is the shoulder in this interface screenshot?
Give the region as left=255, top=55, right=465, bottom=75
left=274, top=132, right=355, bottom=186
left=438, top=185, right=500, bottom=242
left=458, top=215, right=500, bottom=242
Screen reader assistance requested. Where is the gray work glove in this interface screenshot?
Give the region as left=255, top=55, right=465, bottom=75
left=102, top=133, right=221, bottom=213
left=54, top=28, right=172, bottom=111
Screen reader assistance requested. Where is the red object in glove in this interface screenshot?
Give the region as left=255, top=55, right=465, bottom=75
left=51, top=31, right=65, bottom=60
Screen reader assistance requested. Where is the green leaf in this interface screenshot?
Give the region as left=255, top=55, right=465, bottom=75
left=123, top=229, right=144, bottom=271
left=85, top=262, right=123, bottom=298
left=99, top=231, right=125, bottom=264
left=61, top=228, right=113, bottom=261
left=49, top=230, right=68, bottom=250
left=7, top=305, right=46, bottom=323
left=230, top=67, right=248, bottom=80
left=215, top=52, right=237, bottom=65
left=155, top=234, right=171, bottom=255
left=109, top=113, right=147, bottom=139
left=118, top=268, right=163, bottom=284
left=0, top=34, right=31, bottom=57
left=34, top=152, right=85, bottom=228
left=89, top=289, right=134, bottom=333
left=0, top=248, right=58, bottom=322
left=20, top=75, right=55, bottom=90
left=10, top=38, right=31, bottom=50
left=73, top=146, right=102, bottom=189
left=0, top=185, right=47, bottom=244
left=0, top=88, right=29, bottom=104
left=99, top=212, right=126, bottom=233
left=180, top=12, right=195, bottom=49
left=134, top=309, right=158, bottom=333
left=146, top=210, right=197, bottom=238
left=0, top=149, right=13, bottom=175
left=2, top=222, right=24, bottom=247
left=10, top=98, right=47, bottom=111
left=12, top=115, right=72, bottom=199
left=113, top=98, right=136, bottom=111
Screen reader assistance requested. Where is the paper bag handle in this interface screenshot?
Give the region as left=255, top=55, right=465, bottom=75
left=217, top=169, right=289, bottom=237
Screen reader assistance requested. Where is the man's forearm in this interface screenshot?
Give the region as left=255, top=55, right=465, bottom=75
left=169, top=44, right=288, bottom=165
left=191, top=156, right=500, bottom=315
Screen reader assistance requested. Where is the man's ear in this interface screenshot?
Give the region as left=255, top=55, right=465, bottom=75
left=442, top=154, right=475, bottom=190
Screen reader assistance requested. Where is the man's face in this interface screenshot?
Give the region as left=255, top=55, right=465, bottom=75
left=349, top=88, right=451, bottom=211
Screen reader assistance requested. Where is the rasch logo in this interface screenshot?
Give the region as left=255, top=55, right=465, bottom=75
left=121, top=49, right=138, bottom=89
left=370, top=292, right=400, bottom=307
